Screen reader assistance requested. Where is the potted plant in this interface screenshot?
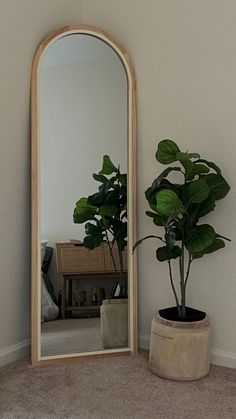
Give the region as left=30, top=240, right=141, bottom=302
left=134, top=139, right=230, bottom=380
left=73, top=155, right=128, bottom=347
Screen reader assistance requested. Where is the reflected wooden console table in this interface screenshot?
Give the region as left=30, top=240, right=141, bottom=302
left=56, top=241, right=127, bottom=319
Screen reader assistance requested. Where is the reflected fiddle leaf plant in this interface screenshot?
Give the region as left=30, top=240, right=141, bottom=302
left=73, top=155, right=127, bottom=297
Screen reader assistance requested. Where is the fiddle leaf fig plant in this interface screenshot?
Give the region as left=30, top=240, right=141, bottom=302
left=73, top=155, right=127, bottom=297
left=134, top=139, right=231, bottom=319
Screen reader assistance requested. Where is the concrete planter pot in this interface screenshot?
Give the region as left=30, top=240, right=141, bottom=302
left=100, top=298, right=128, bottom=348
left=149, top=313, right=212, bottom=381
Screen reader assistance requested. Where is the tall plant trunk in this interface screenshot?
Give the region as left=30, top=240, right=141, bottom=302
left=167, top=259, right=181, bottom=317
left=108, top=242, right=117, bottom=272
left=118, top=245, right=127, bottom=298
left=179, top=243, right=186, bottom=318
left=105, top=232, right=117, bottom=272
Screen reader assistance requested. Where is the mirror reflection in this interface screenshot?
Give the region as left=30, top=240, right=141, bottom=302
left=39, top=34, right=129, bottom=356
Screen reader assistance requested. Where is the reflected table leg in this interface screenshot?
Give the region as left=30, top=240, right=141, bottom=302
left=61, top=275, right=65, bottom=319
left=68, top=277, right=73, bottom=318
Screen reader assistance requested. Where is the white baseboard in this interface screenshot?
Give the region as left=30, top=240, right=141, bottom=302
left=138, top=333, right=150, bottom=351
left=1, top=337, right=235, bottom=370
left=138, top=334, right=236, bottom=369
left=211, top=349, right=236, bottom=369
left=0, top=339, right=30, bottom=368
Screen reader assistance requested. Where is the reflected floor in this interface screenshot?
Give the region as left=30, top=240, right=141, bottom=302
left=41, top=318, right=104, bottom=356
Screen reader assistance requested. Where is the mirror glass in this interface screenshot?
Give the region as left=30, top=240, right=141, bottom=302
left=39, top=34, right=129, bottom=357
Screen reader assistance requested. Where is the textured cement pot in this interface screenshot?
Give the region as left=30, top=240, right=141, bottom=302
left=100, top=298, right=128, bottom=348
left=149, top=313, right=212, bottom=381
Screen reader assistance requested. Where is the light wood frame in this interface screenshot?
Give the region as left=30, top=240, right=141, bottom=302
left=31, top=24, right=137, bottom=365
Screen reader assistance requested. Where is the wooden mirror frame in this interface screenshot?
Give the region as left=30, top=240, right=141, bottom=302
left=31, top=24, right=137, bottom=365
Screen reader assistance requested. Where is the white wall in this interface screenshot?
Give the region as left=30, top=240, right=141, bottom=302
left=0, top=0, right=83, bottom=366
left=83, top=0, right=236, bottom=368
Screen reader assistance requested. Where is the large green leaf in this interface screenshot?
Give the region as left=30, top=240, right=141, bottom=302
left=155, top=139, right=180, bottom=164
left=195, top=159, right=221, bottom=175
left=98, top=205, right=119, bottom=217
left=178, top=157, right=193, bottom=178
left=83, top=222, right=105, bottom=249
left=188, top=163, right=210, bottom=179
left=98, top=177, right=115, bottom=195
left=92, top=173, right=107, bottom=183
left=87, top=192, right=104, bottom=206
left=146, top=181, right=180, bottom=214
left=118, top=174, right=127, bottom=186
left=192, top=238, right=225, bottom=259
left=176, top=152, right=191, bottom=160
left=156, top=189, right=186, bottom=217
left=145, top=210, right=160, bottom=218
left=176, top=151, right=200, bottom=160
left=145, top=186, right=163, bottom=212
left=156, top=245, right=181, bottom=262
left=104, top=189, right=120, bottom=205
left=188, top=179, right=209, bottom=203
left=73, top=198, right=97, bottom=223
left=197, top=195, right=216, bottom=218
left=185, top=224, right=215, bottom=253
left=99, top=155, right=118, bottom=175
left=112, top=220, right=127, bottom=239
left=145, top=211, right=166, bottom=226
left=151, top=167, right=182, bottom=192
left=176, top=153, right=206, bottom=179
left=178, top=184, right=190, bottom=206
left=203, top=174, right=230, bottom=200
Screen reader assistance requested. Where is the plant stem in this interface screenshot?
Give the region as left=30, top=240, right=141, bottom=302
left=105, top=231, right=117, bottom=272
left=184, top=252, right=192, bottom=288
left=167, top=259, right=181, bottom=317
left=118, top=244, right=126, bottom=297
left=180, top=242, right=186, bottom=318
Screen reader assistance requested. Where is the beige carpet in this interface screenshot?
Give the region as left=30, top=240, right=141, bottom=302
left=0, top=353, right=235, bottom=419
left=41, top=318, right=104, bottom=356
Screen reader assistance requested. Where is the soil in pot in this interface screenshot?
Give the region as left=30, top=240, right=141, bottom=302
left=159, top=306, right=206, bottom=322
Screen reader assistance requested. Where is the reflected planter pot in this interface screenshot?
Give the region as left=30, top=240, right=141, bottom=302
left=149, top=310, right=212, bottom=381
left=100, top=298, right=128, bottom=348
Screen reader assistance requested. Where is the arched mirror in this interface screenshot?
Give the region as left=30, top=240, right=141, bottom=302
left=31, top=25, right=137, bottom=364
